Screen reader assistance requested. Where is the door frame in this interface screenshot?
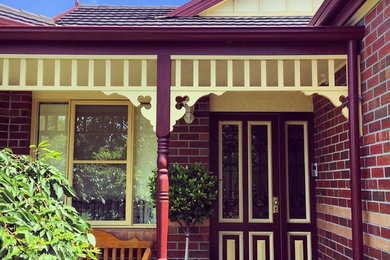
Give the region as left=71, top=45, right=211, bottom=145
left=209, top=112, right=317, bottom=260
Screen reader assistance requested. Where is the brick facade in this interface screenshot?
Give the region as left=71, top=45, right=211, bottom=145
left=315, top=0, right=390, bottom=259
left=360, top=0, right=390, bottom=258
left=313, top=95, right=353, bottom=259
left=0, top=91, right=32, bottom=154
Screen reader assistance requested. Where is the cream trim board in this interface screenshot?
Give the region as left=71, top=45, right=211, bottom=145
left=219, top=231, right=244, bottom=260
left=346, top=0, right=381, bottom=25
left=218, top=121, right=243, bottom=223
left=285, top=121, right=310, bottom=223
left=248, top=121, right=273, bottom=223
left=249, top=232, right=274, bottom=260
left=287, top=232, right=312, bottom=260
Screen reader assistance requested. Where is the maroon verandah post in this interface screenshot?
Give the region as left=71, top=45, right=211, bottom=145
left=156, top=54, right=171, bottom=260
left=348, top=40, right=363, bottom=260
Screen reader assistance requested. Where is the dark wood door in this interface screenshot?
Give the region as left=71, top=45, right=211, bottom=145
left=210, top=113, right=317, bottom=260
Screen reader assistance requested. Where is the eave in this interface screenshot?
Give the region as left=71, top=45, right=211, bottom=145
left=0, top=26, right=365, bottom=42
left=310, top=0, right=366, bottom=26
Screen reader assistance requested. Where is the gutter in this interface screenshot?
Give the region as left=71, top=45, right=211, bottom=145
left=0, top=26, right=365, bottom=42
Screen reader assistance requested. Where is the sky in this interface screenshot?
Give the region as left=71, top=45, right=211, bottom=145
left=0, top=0, right=189, bottom=18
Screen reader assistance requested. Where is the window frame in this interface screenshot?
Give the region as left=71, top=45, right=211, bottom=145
left=32, top=98, right=156, bottom=228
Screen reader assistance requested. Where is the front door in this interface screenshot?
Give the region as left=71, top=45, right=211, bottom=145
left=210, top=113, right=317, bottom=260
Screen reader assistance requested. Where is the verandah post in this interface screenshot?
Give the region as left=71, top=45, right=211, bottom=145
left=347, top=40, right=363, bottom=260
left=156, top=54, right=171, bottom=260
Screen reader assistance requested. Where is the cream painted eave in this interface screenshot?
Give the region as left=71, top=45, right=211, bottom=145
left=199, top=0, right=322, bottom=17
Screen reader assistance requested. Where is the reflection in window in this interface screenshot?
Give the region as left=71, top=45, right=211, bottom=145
left=73, top=164, right=126, bottom=221
left=38, top=103, right=68, bottom=174
left=74, top=105, right=128, bottom=161
left=222, top=124, right=240, bottom=219
left=72, top=105, right=129, bottom=222
left=133, top=107, right=157, bottom=224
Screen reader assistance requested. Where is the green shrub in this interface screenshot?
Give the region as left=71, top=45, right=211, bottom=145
left=0, top=142, right=98, bottom=260
left=149, top=163, right=218, bottom=260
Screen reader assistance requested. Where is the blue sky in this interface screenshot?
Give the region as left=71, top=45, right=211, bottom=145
left=0, top=0, right=189, bottom=17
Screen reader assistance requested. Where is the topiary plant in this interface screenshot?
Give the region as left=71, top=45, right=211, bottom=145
left=0, top=142, right=99, bottom=260
left=149, top=163, right=218, bottom=260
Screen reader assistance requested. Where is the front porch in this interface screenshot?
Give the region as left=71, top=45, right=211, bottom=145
left=0, top=25, right=365, bottom=259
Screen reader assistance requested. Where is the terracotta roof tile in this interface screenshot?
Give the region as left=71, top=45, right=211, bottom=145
left=0, top=4, right=54, bottom=26
left=55, top=5, right=311, bottom=26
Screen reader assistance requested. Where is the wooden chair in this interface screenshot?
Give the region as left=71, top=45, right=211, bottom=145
left=87, top=230, right=152, bottom=260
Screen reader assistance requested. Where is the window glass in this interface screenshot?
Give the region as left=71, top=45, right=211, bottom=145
left=74, top=105, right=128, bottom=160
left=37, top=102, right=157, bottom=226
left=72, top=104, right=129, bottom=222
left=38, top=103, right=68, bottom=174
left=132, top=107, right=157, bottom=224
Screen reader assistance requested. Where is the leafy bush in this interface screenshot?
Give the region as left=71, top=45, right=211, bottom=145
left=0, top=143, right=98, bottom=260
left=149, top=163, right=218, bottom=260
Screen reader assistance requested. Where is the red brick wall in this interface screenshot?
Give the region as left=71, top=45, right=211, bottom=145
left=360, top=0, right=390, bottom=258
left=313, top=95, right=353, bottom=259
left=168, top=96, right=210, bottom=260
left=0, top=91, right=32, bottom=154
left=315, top=0, right=390, bottom=259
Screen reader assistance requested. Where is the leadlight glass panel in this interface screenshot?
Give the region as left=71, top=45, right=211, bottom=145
left=287, top=124, right=307, bottom=219
left=222, top=124, right=240, bottom=219
left=251, top=124, right=269, bottom=219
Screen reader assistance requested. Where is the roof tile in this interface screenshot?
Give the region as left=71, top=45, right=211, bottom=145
left=55, top=5, right=311, bottom=27
left=0, top=4, right=54, bottom=26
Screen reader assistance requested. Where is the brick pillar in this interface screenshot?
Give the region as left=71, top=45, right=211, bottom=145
left=167, top=96, right=210, bottom=260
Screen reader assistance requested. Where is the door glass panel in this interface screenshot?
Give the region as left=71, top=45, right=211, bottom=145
left=221, top=123, right=241, bottom=220
left=287, top=123, right=307, bottom=220
left=250, top=123, right=270, bottom=220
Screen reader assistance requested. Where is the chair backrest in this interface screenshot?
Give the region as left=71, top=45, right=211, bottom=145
left=87, top=230, right=152, bottom=260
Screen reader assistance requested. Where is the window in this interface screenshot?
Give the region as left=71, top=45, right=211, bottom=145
left=36, top=100, right=156, bottom=227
